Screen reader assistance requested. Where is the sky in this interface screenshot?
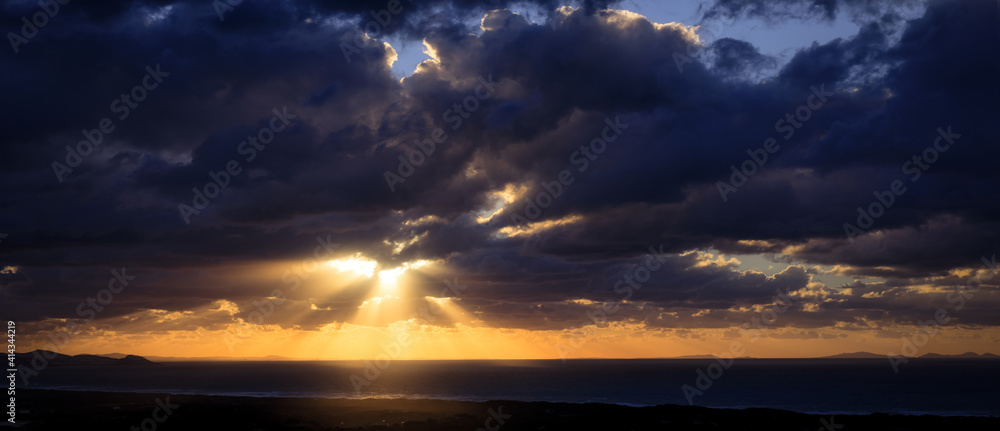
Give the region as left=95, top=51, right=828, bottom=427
left=1, top=0, right=999, bottom=360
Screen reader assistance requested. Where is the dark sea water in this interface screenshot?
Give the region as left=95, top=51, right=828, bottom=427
left=23, top=359, right=1000, bottom=416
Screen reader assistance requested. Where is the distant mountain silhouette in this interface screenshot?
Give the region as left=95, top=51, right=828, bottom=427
left=919, top=352, right=1000, bottom=359
left=821, top=352, right=887, bottom=359
left=663, top=355, right=754, bottom=359
left=15, top=350, right=159, bottom=366
left=139, top=354, right=304, bottom=362
left=820, top=351, right=1000, bottom=359
left=96, top=352, right=130, bottom=359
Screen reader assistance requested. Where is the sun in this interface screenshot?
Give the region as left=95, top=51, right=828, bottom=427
left=377, top=267, right=405, bottom=285
left=325, top=254, right=377, bottom=277
left=326, top=255, right=432, bottom=289
left=377, top=260, right=431, bottom=287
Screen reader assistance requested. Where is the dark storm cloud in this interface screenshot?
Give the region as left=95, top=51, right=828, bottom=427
left=707, top=38, right=777, bottom=78
left=1, top=0, right=998, bottom=335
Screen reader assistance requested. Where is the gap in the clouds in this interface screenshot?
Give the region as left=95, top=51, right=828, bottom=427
left=633, top=0, right=863, bottom=63
left=813, top=271, right=883, bottom=290
left=386, top=34, right=432, bottom=78
left=386, top=0, right=894, bottom=79
left=723, top=252, right=883, bottom=289
left=386, top=2, right=554, bottom=78
left=724, top=252, right=785, bottom=277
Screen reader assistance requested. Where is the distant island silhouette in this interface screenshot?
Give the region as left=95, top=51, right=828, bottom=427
left=15, top=350, right=159, bottom=367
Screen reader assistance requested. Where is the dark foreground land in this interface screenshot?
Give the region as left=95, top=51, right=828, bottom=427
left=8, top=389, right=999, bottom=430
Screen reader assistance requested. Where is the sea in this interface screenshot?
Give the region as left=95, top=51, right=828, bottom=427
left=20, top=358, right=1000, bottom=417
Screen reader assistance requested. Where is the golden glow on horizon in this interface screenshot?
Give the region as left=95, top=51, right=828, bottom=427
left=21, top=317, right=1000, bottom=360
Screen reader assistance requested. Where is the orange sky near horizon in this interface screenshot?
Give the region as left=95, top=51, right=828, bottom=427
left=18, top=323, right=1000, bottom=360
left=13, top=249, right=1000, bottom=360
